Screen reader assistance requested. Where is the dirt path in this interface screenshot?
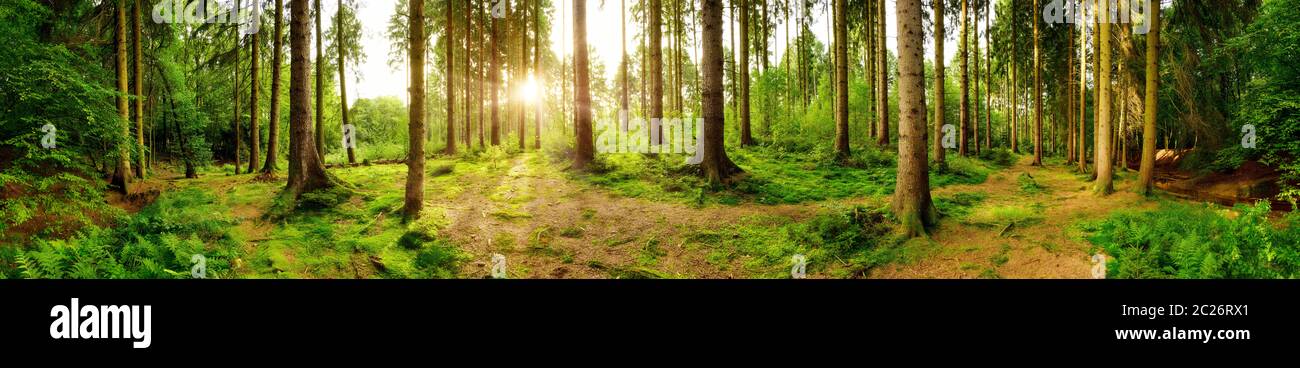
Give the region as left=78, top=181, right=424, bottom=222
left=875, top=157, right=1155, bottom=279
left=440, top=154, right=817, bottom=279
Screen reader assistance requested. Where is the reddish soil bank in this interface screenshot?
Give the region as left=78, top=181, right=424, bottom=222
left=1151, top=149, right=1292, bottom=211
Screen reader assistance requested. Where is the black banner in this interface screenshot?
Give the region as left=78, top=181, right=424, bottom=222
left=1, top=280, right=1294, bottom=356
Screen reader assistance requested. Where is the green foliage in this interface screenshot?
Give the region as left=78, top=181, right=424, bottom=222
left=1083, top=201, right=1300, bottom=279
left=1017, top=173, right=1048, bottom=195
left=8, top=188, right=238, bottom=279
left=686, top=205, right=911, bottom=278
left=1229, top=0, right=1300, bottom=202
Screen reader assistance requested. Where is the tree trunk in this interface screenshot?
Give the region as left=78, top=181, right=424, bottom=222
left=491, top=3, right=500, bottom=146
left=263, top=0, right=284, bottom=175
left=893, top=0, right=938, bottom=237
left=1137, top=3, right=1160, bottom=195
left=404, top=0, right=428, bottom=220
left=1094, top=0, right=1114, bottom=195
left=133, top=0, right=145, bottom=179
left=698, top=0, right=741, bottom=183
left=958, top=0, right=969, bottom=156
left=973, top=1, right=981, bottom=155
left=533, top=0, right=541, bottom=149
left=833, top=0, right=848, bottom=158
left=286, top=0, right=334, bottom=199
left=1032, top=0, right=1043, bottom=165
left=314, top=0, right=324, bottom=161
left=876, top=0, right=889, bottom=147
left=738, top=0, right=752, bottom=146
left=933, top=0, right=945, bottom=165
left=650, top=0, right=663, bottom=146
left=249, top=14, right=261, bottom=174
left=1078, top=2, right=1087, bottom=174
left=337, top=0, right=355, bottom=164
left=113, top=0, right=133, bottom=194
left=519, top=0, right=528, bottom=150
left=233, top=0, right=243, bottom=175
left=574, top=0, right=595, bottom=169
left=984, top=0, right=991, bottom=150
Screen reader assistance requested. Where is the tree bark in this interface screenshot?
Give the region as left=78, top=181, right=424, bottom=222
left=404, top=0, right=428, bottom=220
left=286, top=0, right=334, bottom=198
left=573, top=0, right=595, bottom=169
left=1094, top=0, right=1114, bottom=195
left=698, top=0, right=741, bottom=184
left=1137, top=3, right=1160, bottom=195
left=113, top=0, right=133, bottom=194
left=133, top=0, right=145, bottom=179
left=314, top=0, right=324, bottom=161
left=1032, top=0, right=1043, bottom=165
left=833, top=0, right=848, bottom=158
left=893, top=0, right=938, bottom=237
left=249, top=12, right=261, bottom=174
left=933, top=0, right=945, bottom=165
left=337, top=0, right=355, bottom=164
left=876, top=0, right=889, bottom=147
left=738, top=0, right=752, bottom=146
left=263, top=0, right=284, bottom=174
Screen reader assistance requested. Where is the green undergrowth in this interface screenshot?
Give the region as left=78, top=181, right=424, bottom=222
left=3, top=188, right=239, bottom=279
left=684, top=204, right=930, bottom=278
left=1079, top=200, right=1300, bottom=279
left=578, top=145, right=999, bottom=206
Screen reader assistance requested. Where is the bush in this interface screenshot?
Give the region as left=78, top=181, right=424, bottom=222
left=1084, top=201, right=1300, bottom=279
left=8, top=188, right=238, bottom=279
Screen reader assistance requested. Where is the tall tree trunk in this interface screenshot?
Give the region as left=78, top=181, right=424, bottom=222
left=263, top=0, right=284, bottom=175
left=287, top=0, right=334, bottom=199
left=404, top=0, right=427, bottom=220
left=875, top=0, right=888, bottom=147
left=958, top=0, right=969, bottom=156
left=984, top=0, right=991, bottom=150
left=1092, top=0, right=1100, bottom=179
left=249, top=14, right=260, bottom=174
left=113, top=0, right=132, bottom=194
left=1094, top=0, right=1114, bottom=195
left=973, top=1, right=981, bottom=155
left=893, top=0, right=937, bottom=237
left=233, top=0, right=243, bottom=175
left=1137, top=3, right=1160, bottom=195
left=833, top=0, right=848, bottom=158
left=314, top=0, right=324, bottom=161
left=1078, top=8, right=1087, bottom=174
left=1032, top=0, right=1043, bottom=165
left=533, top=0, right=541, bottom=149
left=933, top=0, right=945, bottom=165
left=622, top=0, right=630, bottom=143
left=1003, top=0, right=1013, bottom=152
left=491, top=2, right=500, bottom=146
left=337, top=0, right=355, bottom=164
left=574, top=0, right=594, bottom=169
left=650, top=0, right=663, bottom=146
left=133, top=0, right=145, bottom=179
left=698, top=0, right=741, bottom=183
left=738, top=0, right=752, bottom=146
left=519, top=0, right=528, bottom=150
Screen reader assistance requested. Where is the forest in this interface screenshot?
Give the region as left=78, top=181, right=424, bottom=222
left=2, top=0, right=1298, bottom=279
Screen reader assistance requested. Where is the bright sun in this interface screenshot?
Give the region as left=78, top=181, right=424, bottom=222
left=522, top=75, right=539, bottom=103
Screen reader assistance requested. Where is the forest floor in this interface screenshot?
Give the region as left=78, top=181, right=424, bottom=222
left=133, top=149, right=1181, bottom=279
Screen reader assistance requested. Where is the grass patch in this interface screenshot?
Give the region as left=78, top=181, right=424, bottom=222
left=964, top=203, right=1047, bottom=228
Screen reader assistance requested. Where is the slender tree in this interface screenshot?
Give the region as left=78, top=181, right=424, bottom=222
left=959, top=0, right=969, bottom=155
left=876, top=0, right=889, bottom=147
left=894, top=0, right=938, bottom=237
left=650, top=0, right=664, bottom=146
left=1078, top=7, right=1087, bottom=174
left=1094, top=0, right=1114, bottom=195
left=133, top=0, right=145, bottom=179
left=112, top=0, right=132, bottom=194
left=933, top=0, right=946, bottom=165
left=519, top=0, right=528, bottom=150
left=491, top=0, right=500, bottom=146
left=1031, top=0, right=1043, bottom=165
left=984, top=0, right=991, bottom=149
left=404, top=0, right=427, bottom=220
left=337, top=0, right=356, bottom=164
left=314, top=0, right=324, bottom=160
left=1010, top=0, right=1018, bottom=153
left=233, top=0, right=243, bottom=175
left=1137, top=1, right=1160, bottom=195
left=248, top=8, right=261, bottom=174
left=533, top=0, right=540, bottom=149
left=738, top=0, right=752, bottom=146
left=263, top=0, right=284, bottom=175
left=574, top=0, right=594, bottom=169
left=833, top=0, right=848, bottom=158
